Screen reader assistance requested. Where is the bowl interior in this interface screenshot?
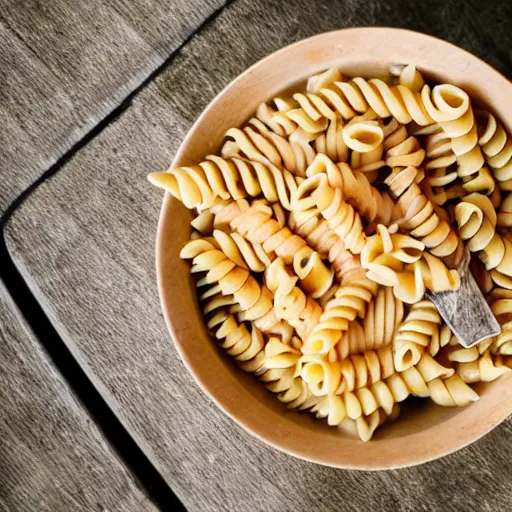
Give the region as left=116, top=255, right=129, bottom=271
left=157, top=27, right=512, bottom=469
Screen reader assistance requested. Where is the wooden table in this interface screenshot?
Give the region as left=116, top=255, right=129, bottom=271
left=1, top=0, right=511, bottom=510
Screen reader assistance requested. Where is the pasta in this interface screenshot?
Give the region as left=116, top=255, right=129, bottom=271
left=221, top=118, right=317, bottom=177
left=361, top=224, right=460, bottom=303
left=287, top=70, right=434, bottom=128
left=288, top=208, right=361, bottom=280
left=149, top=63, right=512, bottom=443
left=230, top=202, right=334, bottom=298
left=149, top=155, right=300, bottom=210
left=385, top=165, right=462, bottom=262
left=392, top=300, right=444, bottom=371
left=301, top=269, right=378, bottom=355
left=296, top=153, right=400, bottom=225
left=265, top=258, right=322, bottom=340
left=293, top=172, right=366, bottom=253
left=477, top=110, right=512, bottom=190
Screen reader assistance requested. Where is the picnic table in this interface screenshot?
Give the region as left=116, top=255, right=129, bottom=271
left=1, top=0, right=511, bottom=510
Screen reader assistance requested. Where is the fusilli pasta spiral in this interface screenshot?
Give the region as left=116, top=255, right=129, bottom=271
left=477, top=110, right=512, bottom=190
left=221, top=118, right=317, bottom=177
left=288, top=71, right=434, bottom=129
left=393, top=300, right=444, bottom=371
left=149, top=155, right=300, bottom=210
left=265, top=258, right=322, bottom=340
left=230, top=202, right=334, bottom=298
left=385, top=165, right=462, bottom=262
left=296, top=153, right=400, bottom=225
left=302, top=269, right=379, bottom=355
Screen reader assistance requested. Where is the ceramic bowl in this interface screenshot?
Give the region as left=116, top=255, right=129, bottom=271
left=155, top=27, right=512, bottom=469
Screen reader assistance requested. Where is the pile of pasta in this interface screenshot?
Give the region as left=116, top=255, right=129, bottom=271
left=149, top=65, right=512, bottom=442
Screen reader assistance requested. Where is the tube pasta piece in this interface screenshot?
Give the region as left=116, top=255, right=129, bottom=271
left=477, top=110, right=512, bottom=190
left=393, top=300, right=442, bottom=371
left=385, top=165, right=462, bottom=261
left=288, top=208, right=362, bottom=280
left=148, top=156, right=300, bottom=210
left=231, top=203, right=334, bottom=298
left=222, top=118, right=316, bottom=177
left=298, top=153, right=401, bottom=225
left=293, top=173, right=366, bottom=254
left=265, top=258, right=322, bottom=340
left=287, top=71, right=434, bottom=130
left=302, top=270, right=379, bottom=355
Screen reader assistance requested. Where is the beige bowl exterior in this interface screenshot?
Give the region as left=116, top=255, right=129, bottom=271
left=156, top=27, right=512, bottom=469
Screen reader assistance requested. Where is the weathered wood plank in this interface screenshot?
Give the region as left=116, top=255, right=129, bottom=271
left=0, top=282, right=155, bottom=511
left=0, top=0, right=224, bottom=213
left=5, top=0, right=512, bottom=510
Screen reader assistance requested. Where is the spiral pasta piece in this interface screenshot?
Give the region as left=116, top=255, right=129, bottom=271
left=392, top=300, right=443, bottom=371
left=148, top=155, right=300, bottom=210
left=314, top=116, right=349, bottom=163
left=180, top=239, right=277, bottom=326
left=497, top=192, right=512, bottom=228
left=383, top=118, right=426, bottom=169
left=287, top=71, right=434, bottom=131
left=487, top=284, right=512, bottom=356
left=255, top=95, right=298, bottom=137
left=293, top=173, right=366, bottom=254
left=264, top=258, right=322, bottom=340
left=455, top=193, right=512, bottom=279
left=477, top=110, right=512, bottom=190
left=456, top=349, right=511, bottom=383
left=339, top=287, right=404, bottom=357
left=230, top=202, right=334, bottom=298
left=295, top=153, right=400, bottom=226
left=207, top=311, right=266, bottom=369
left=221, top=117, right=317, bottom=177
left=288, top=208, right=361, bottom=280
left=208, top=229, right=271, bottom=272
left=302, top=270, right=379, bottom=355
left=421, top=84, right=485, bottom=181
left=385, top=165, right=462, bottom=261
left=361, top=224, right=460, bottom=303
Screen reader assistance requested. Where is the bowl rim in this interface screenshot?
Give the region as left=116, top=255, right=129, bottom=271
left=156, top=27, right=512, bottom=469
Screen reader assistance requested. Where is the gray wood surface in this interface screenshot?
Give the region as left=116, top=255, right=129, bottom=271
left=4, top=0, right=512, bottom=510
left=0, top=282, right=155, bottom=512
left=0, top=0, right=224, bottom=213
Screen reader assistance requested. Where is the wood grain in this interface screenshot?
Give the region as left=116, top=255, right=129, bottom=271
left=0, top=283, right=154, bottom=511
left=0, top=0, right=224, bottom=213
left=4, top=0, right=512, bottom=510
